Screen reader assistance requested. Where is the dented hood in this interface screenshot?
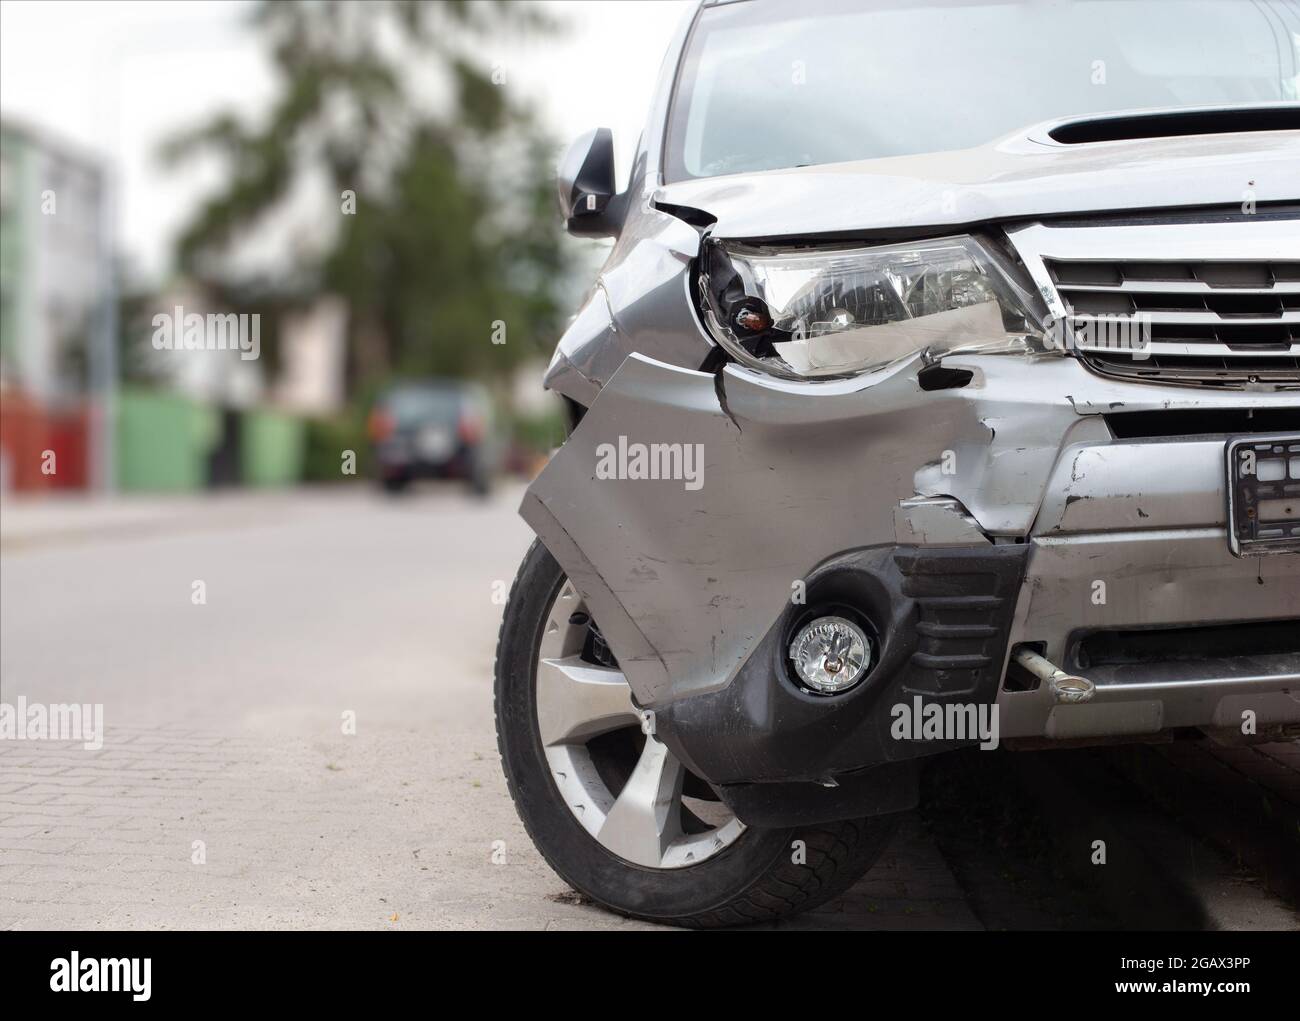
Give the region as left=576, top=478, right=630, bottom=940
left=653, top=127, right=1300, bottom=240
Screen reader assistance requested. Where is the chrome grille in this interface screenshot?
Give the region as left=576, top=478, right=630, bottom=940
left=1008, top=218, right=1300, bottom=390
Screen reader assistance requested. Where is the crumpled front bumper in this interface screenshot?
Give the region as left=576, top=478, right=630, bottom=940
left=521, top=348, right=1300, bottom=818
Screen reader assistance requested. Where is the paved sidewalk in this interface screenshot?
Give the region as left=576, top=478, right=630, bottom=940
left=1138, top=738, right=1300, bottom=907
left=0, top=724, right=977, bottom=930
left=1203, top=741, right=1300, bottom=807
left=788, top=814, right=981, bottom=930
left=1, top=489, right=342, bottom=552
left=0, top=725, right=662, bottom=930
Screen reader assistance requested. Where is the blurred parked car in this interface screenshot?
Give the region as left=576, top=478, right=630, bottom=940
left=368, top=380, right=496, bottom=495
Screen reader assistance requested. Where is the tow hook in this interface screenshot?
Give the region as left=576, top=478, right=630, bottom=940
left=1013, top=648, right=1096, bottom=705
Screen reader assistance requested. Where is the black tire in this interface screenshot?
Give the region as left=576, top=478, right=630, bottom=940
left=495, top=539, right=897, bottom=928
left=380, top=473, right=409, bottom=494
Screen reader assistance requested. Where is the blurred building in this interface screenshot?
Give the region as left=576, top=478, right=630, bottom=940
left=144, top=280, right=263, bottom=408
left=272, top=296, right=347, bottom=416
left=0, top=119, right=109, bottom=492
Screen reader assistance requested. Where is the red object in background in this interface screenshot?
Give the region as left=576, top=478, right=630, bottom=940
left=0, top=389, right=90, bottom=491
left=367, top=407, right=394, bottom=442
left=457, top=409, right=484, bottom=446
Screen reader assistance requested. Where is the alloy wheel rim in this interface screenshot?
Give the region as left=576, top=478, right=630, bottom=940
left=535, top=580, right=745, bottom=869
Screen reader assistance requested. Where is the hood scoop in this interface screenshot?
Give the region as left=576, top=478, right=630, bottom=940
left=653, top=110, right=1298, bottom=240
left=1048, top=104, right=1300, bottom=145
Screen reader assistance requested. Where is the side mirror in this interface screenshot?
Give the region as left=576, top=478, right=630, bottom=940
left=557, top=128, right=624, bottom=238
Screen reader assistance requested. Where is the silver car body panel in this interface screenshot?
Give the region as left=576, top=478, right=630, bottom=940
left=1001, top=528, right=1300, bottom=739
left=528, top=3, right=1300, bottom=742
left=524, top=344, right=1300, bottom=710
left=543, top=205, right=711, bottom=405
left=547, top=124, right=1299, bottom=401
left=653, top=121, right=1299, bottom=239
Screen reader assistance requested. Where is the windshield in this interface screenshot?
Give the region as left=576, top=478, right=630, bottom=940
left=381, top=386, right=464, bottom=428
left=665, top=0, right=1300, bottom=181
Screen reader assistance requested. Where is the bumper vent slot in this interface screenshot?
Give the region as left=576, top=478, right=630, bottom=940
left=1072, top=619, right=1300, bottom=671
left=1105, top=407, right=1300, bottom=439
left=894, top=548, right=1026, bottom=699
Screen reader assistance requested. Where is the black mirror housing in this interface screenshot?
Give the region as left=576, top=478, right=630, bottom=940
left=557, top=128, right=625, bottom=238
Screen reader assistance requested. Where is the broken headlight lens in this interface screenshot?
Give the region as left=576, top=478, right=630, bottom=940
left=699, top=236, right=1050, bottom=380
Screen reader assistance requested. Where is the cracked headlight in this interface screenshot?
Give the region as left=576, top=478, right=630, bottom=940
left=698, top=235, right=1051, bottom=380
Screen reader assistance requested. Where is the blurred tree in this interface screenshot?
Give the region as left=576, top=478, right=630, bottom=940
left=161, top=0, right=572, bottom=394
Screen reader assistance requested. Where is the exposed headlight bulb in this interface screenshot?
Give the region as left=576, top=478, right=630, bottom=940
left=730, top=299, right=772, bottom=334
left=789, top=615, right=871, bottom=694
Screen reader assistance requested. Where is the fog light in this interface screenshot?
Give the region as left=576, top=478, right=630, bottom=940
left=789, top=616, right=871, bottom=694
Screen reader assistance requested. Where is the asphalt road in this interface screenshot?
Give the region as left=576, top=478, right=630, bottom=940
left=1, top=484, right=1296, bottom=930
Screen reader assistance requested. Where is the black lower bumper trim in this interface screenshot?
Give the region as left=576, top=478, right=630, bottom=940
left=716, top=760, right=920, bottom=828
left=654, top=543, right=1028, bottom=824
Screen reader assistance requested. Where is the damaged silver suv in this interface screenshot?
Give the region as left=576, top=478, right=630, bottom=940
left=495, top=0, right=1300, bottom=927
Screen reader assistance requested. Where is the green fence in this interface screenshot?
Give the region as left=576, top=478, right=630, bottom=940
left=116, top=389, right=306, bottom=490
left=115, top=388, right=218, bottom=491
left=240, top=409, right=305, bottom=486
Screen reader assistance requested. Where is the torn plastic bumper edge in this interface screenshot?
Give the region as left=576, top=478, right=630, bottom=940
left=521, top=349, right=1087, bottom=704
left=519, top=348, right=1058, bottom=820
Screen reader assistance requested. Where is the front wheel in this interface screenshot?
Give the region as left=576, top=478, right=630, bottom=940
left=494, top=540, right=896, bottom=928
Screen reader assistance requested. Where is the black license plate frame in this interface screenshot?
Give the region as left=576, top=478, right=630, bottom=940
left=1225, top=434, right=1300, bottom=557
